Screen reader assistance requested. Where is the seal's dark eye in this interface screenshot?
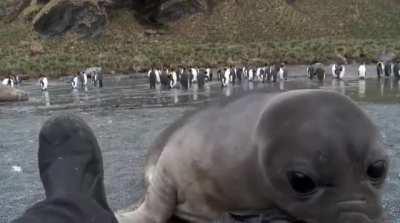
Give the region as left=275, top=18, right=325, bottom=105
left=367, top=161, right=387, bottom=181
left=287, top=171, right=317, bottom=195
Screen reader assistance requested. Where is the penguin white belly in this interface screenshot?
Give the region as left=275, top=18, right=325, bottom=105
left=1, top=79, right=8, bottom=85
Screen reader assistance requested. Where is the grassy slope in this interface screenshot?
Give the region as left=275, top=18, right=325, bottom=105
left=1, top=0, right=400, bottom=77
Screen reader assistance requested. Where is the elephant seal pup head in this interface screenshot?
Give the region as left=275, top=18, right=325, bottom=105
left=255, top=90, right=388, bottom=223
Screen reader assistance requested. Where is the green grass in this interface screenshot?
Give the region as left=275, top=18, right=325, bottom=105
left=1, top=0, right=400, bottom=78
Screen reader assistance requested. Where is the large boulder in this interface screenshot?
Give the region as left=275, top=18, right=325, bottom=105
left=32, top=0, right=107, bottom=38
left=0, top=86, right=29, bottom=102
left=157, top=0, right=210, bottom=23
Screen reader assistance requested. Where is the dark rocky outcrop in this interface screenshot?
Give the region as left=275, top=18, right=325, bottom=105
left=4, top=0, right=214, bottom=38
left=32, top=0, right=107, bottom=38
left=124, top=0, right=212, bottom=25
left=157, top=0, right=210, bottom=23
left=0, top=86, right=29, bottom=102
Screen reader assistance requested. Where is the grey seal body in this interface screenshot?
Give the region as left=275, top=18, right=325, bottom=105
left=127, top=90, right=388, bottom=223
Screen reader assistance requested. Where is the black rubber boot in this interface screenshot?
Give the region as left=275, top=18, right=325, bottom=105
left=12, top=114, right=118, bottom=223
left=38, top=114, right=112, bottom=212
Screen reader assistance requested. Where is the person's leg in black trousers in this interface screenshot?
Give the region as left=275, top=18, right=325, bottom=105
left=11, top=115, right=118, bottom=223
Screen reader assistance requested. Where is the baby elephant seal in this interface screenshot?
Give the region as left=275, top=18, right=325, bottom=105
left=127, top=90, right=389, bottom=223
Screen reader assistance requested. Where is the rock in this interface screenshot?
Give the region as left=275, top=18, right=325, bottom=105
left=32, top=0, right=107, bottom=38
left=30, top=41, right=45, bottom=55
left=0, top=85, right=29, bottom=102
left=157, top=0, right=209, bottom=23
left=0, top=7, right=6, bottom=18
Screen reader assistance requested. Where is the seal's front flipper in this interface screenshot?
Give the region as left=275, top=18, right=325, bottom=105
left=122, top=170, right=177, bottom=223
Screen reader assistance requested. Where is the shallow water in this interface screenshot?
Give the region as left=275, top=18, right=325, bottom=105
left=0, top=73, right=399, bottom=223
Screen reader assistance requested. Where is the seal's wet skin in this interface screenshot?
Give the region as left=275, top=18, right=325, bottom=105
left=127, top=90, right=388, bottom=223
left=12, top=115, right=118, bottom=223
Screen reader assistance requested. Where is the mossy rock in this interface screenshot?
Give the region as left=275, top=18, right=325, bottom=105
left=0, top=85, right=29, bottom=102
left=32, top=0, right=107, bottom=38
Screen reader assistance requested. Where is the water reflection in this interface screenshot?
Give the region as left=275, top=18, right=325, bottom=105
left=173, top=89, right=179, bottom=104
left=5, top=77, right=400, bottom=116
left=346, top=78, right=400, bottom=103
left=358, top=80, right=366, bottom=98
left=42, top=91, right=50, bottom=107
left=248, top=81, right=255, bottom=91
left=332, top=79, right=346, bottom=95
left=279, top=81, right=285, bottom=91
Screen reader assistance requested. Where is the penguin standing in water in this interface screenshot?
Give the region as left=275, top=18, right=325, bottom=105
left=14, top=75, right=21, bottom=86
left=223, top=67, right=230, bottom=87
left=79, top=71, right=88, bottom=88
left=270, top=64, right=278, bottom=82
left=316, top=66, right=326, bottom=82
left=236, top=67, right=243, bottom=83
left=393, top=61, right=400, bottom=79
left=191, top=67, right=198, bottom=83
left=339, top=65, right=346, bottom=79
left=255, top=67, right=262, bottom=82
left=358, top=63, right=367, bottom=80
left=40, top=75, right=48, bottom=91
left=170, top=69, right=178, bottom=88
left=259, top=66, right=266, bottom=82
left=148, top=67, right=157, bottom=89
left=180, top=68, right=189, bottom=90
left=307, top=62, right=326, bottom=81
left=2, top=75, right=14, bottom=87
left=264, top=65, right=270, bottom=82
left=205, top=68, right=211, bottom=82
left=278, top=63, right=287, bottom=80
left=71, top=73, right=79, bottom=89
left=248, top=67, right=254, bottom=81
left=267, top=65, right=274, bottom=82
left=217, top=68, right=222, bottom=83
left=333, top=63, right=345, bottom=79
left=160, top=68, right=170, bottom=90
left=377, top=61, right=385, bottom=79
left=331, top=64, right=337, bottom=78
left=384, top=62, right=392, bottom=78
left=197, top=69, right=206, bottom=89
left=229, top=66, right=236, bottom=85
left=260, top=65, right=268, bottom=83
left=306, top=64, right=314, bottom=79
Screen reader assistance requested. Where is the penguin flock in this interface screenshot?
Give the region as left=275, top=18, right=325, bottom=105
left=0, top=67, right=103, bottom=93
left=147, top=63, right=288, bottom=90
left=2, top=61, right=399, bottom=95
left=306, top=61, right=400, bottom=81
left=71, top=67, right=103, bottom=90
left=1, top=75, right=21, bottom=88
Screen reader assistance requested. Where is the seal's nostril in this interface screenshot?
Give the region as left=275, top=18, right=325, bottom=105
left=337, top=200, right=369, bottom=214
